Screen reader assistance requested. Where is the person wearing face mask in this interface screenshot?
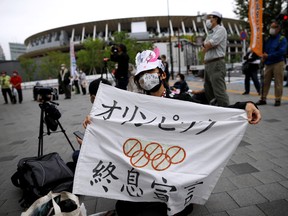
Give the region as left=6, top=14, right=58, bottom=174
left=0, top=71, right=13, bottom=104
left=111, top=48, right=262, bottom=216
left=10, top=70, right=23, bottom=103
left=256, top=20, right=287, bottom=107
left=81, top=48, right=261, bottom=216
left=58, top=64, right=71, bottom=99
left=202, top=11, right=229, bottom=107
left=171, top=73, right=189, bottom=94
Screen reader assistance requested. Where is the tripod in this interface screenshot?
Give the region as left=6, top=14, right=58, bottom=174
left=101, top=58, right=116, bottom=82
left=38, top=100, right=75, bottom=157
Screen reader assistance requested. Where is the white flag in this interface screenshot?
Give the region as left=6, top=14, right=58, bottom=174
left=73, top=83, right=248, bottom=215
left=70, top=41, right=77, bottom=77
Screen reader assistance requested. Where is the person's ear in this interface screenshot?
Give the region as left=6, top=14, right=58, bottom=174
left=160, top=72, right=166, bottom=80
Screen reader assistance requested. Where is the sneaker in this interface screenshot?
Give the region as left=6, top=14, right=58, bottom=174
left=242, top=92, right=249, bottom=95
left=274, top=101, right=281, bottom=106
left=256, top=100, right=267, bottom=105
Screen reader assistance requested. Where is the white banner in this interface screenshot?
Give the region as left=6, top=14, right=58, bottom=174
left=73, top=83, right=248, bottom=215
left=70, top=41, right=77, bottom=77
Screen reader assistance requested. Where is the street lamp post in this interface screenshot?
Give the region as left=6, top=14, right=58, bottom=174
left=167, top=0, right=174, bottom=80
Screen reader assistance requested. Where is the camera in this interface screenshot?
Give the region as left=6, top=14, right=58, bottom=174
left=111, top=45, right=119, bottom=53
left=34, top=86, right=54, bottom=102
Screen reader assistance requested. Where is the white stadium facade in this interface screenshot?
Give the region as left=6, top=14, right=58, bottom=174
left=22, top=15, right=247, bottom=73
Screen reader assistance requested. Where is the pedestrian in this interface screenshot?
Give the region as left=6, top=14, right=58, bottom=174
left=161, top=54, right=170, bottom=86
left=79, top=69, right=87, bottom=95
left=0, top=71, right=13, bottom=104
left=256, top=20, right=288, bottom=106
left=172, top=73, right=189, bottom=94
left=58, top=64, right=71, bottom=99
left=110, top=44, right=129, bottom=90
left=73, top=68, right=81, bottom=94
left=202, top=11, right=229, bottom=107
left=10, top=70, right=23, bottom=103
left=242, top=49, right=261, bottom=95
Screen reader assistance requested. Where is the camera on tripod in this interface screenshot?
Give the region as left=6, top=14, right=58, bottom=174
left=111, top=45, right=119, bottom=54
left=34, top=86, right=54, bottom=102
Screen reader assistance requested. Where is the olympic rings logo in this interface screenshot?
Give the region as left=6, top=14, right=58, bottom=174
left=122, top=138, right=186, bottom=171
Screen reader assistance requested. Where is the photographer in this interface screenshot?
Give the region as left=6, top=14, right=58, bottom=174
left=110, top=44, right=129, bottom=90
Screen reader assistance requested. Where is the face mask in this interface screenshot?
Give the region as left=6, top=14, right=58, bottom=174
left=61, top=66, right=65, bottom=70
left=139, top=72, right=160, bottom=91
left=205, top=20, right=212, bottom=30
left=269, top=28, right=276, bottom=35
left=176, top=77, right=181, bottom=82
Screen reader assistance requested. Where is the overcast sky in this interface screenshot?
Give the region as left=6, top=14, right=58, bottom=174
left=0, top=0, right=237, bottom=60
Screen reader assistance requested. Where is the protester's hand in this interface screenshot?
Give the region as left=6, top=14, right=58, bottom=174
left=83, top=115, right=92, bottom=129
left=245, top=102, right=261, bottom=124
left=262, top=52, right=268, bottom=62
left=191, top=89, right=204, bottom=95
left=76, top=137, right=83, bottom=146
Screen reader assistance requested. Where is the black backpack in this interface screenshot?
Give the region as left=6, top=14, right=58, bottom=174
left=11, top=152, right=74, bottom=208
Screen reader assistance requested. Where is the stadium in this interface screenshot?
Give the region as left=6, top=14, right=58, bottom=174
left=21, top=15, right=247, bottom=73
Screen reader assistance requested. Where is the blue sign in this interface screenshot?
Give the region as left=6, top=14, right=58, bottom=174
left=240, top=31, right=247, bottom=40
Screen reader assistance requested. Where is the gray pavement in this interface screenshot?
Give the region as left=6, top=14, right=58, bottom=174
left=1, top=75, right=288, bottom=216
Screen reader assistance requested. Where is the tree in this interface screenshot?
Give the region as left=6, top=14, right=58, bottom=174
left=18, top=57, right=37, bottom=81
left=110, top=31, right=153, bottom=65
left=38, top=51, right=69, bottom=80
left=76, top=38, right=106, bottom=75
left=233, top=0, right=286, bottom=37
left=76, top=32, right=153, bottom=75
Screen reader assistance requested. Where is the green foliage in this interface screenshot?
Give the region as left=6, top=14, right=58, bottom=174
left=76, top=38, right=106, bottom=75
left=76, top=32, right=153, bottom=74
left=233, top=0, right=286, bottom=36
left=112, top=31, right=153, bottom=65
left=18, top=57, right=37, bottom=81
left=38, top=51, right=69, bottom=80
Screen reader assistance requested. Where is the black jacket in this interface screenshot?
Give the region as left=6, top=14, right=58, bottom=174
left=110, top=52, right=129, bottom=79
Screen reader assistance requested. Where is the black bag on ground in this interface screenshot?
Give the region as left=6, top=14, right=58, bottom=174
left=11, top=152, right=74, bottom=208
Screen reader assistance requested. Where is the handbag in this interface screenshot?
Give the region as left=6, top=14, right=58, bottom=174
left=242, top=61, right=250, bottom=74
left=21, top=191, right=87, bottom=216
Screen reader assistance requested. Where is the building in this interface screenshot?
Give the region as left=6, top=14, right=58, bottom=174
left=21, top=15, right=247, bottom=73
left=0, top=45, right=5, bottom=61
left=9, top=42, right=27, bottom=60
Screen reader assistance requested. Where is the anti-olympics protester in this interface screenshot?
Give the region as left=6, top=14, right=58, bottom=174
left=10, top=71, right=23, bottom=103
left=256, top=20, right=288, bottom=106
left=83, top=48, right=261, bottom=216
left=202, top=11, right=229, bottom=107
left=58, top=64, right=72, bottom=99
left=0, top=71, right=13, bottom=104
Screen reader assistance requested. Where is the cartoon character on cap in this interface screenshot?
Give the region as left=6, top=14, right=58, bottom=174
left=204, top=11, right=222, bottom=30
left=134, top=48, right=166, bottom=93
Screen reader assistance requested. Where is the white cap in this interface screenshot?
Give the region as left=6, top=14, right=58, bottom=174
left=204, top=11, right=222, bottom=19
left=135, top=48, right=165, bottom=76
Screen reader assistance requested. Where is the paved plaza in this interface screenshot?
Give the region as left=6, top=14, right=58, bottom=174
left=0, top=74, right=288, bottom=216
